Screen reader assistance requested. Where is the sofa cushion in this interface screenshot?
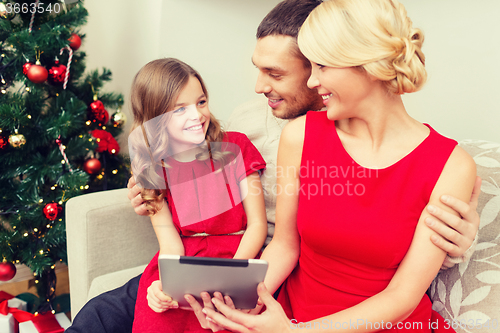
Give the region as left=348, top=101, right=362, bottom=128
left=429, top=140, right=500, bottom=332
left=88, top=264, right=147, bottom=301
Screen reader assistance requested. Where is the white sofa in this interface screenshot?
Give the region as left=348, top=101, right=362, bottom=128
left=66, top=139, right=500, bottom=332
left=66, top=188, right=158, bottom=317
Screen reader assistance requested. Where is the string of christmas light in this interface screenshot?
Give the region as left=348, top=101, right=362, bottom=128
left=1, top=1, right=127, bottom=308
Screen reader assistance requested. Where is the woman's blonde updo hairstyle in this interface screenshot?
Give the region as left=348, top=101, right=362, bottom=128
left=298, top=0, right=427, bottom=94
left=129, top=58, right=226, bottom=215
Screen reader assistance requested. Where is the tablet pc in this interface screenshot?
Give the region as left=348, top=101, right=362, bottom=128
left=159, top=255, right=268, bottom=309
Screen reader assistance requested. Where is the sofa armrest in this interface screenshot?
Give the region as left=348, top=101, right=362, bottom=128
left=66, top=188, right=159, bottom=316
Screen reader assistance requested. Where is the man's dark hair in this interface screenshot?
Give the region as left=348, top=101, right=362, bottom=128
left=256, top=0, right=323, bottom=39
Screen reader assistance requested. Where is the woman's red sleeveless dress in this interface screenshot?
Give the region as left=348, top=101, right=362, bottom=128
left=277, top=111, right=457, bottom=332
left=132, top=132, right=266, bottom=333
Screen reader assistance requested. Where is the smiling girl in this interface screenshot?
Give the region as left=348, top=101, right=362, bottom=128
left=128, top=58, right=267, bottom=332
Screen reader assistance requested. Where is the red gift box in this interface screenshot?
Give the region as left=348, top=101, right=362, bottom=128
left=0, top=291, right=29, bottom=333
left=1, top=291, right=67, bottom=333
left=19, top=312, right=69, bottom=333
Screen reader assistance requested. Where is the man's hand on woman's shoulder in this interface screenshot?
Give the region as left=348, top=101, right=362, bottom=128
left=426, top=176, right=481, bottom=268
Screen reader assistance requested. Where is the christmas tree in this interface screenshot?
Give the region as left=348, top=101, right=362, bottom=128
left=0, top=0, right=129, bottom=311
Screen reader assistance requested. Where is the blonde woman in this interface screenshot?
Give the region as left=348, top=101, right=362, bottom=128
left=203, top=1, right=475, bottom=332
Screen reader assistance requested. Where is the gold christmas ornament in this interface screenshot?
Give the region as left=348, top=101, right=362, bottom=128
left=0, top=1, right=16, bottom=21
left=8, top=130, right=26, bottom=148
left=111, top=110, right=127, bottom=128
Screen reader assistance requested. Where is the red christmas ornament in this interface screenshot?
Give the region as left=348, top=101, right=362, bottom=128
left=91, top=129, right=121, bottom=155
left=68, top=33, right=81, bottom=50
left=43, top=203, right=62, bottom=221
left=0, top=134, right=7, bottom=149
left=95, top=109, right=109, bottom=124
left=108, top=141, right=120, bottom=155
left=23, top=62, right=33, bottom=75
left=48, top=60, right=67, bottom=84
left=89, top=100, right=109, bottom=124
left=27, top=63, right=48, bottom=84
left=90, top=100, right=104, bottom=112
left=0, top=261, right=17, bottom=282
left=83, top=158, right=102, bottom=174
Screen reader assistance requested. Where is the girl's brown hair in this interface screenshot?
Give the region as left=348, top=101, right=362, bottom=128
left=129, top=58, right=227, bottom=214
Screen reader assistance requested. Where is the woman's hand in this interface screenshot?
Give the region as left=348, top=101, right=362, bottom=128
left=146, top=280, right=178, bottom=312
left=203, top=283, right=292, bottom=333
left=184, top=292, right=229, bottom=332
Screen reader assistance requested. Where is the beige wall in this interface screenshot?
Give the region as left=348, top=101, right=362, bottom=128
left=83, top=0, right=163, bottom=153
left=83, top=0, right=500, bottom=155
left=401, top=0, right=500, bottom=143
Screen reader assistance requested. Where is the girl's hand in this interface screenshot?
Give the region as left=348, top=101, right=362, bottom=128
left=147, top=280, right=179, bottom=312
left=203, top=283, right=292, bottom=333
left=127, top=176, right=150, bottom=216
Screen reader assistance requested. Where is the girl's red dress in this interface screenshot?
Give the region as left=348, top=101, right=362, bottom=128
left=132, top=132, right=266, bottom=333
left=277, top=111, right=457, bottom=332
